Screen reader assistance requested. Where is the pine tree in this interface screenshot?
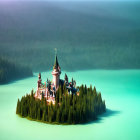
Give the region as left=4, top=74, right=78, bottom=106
left=42, top=110, right=46, bottom=121
left=56, top=109, right=60, bottom=122
left=68, top=107, right=72, bottom=124
left=16, top=99, right=21, bottom=114
left=16, top=85, right=106, bottom=124
left=37, top=108, right=41, bottom=120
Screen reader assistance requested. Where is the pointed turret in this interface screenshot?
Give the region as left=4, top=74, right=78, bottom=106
left=37, top=73, right=42, bottom=89
left=65, top=73, right=68, bottom=83
left=53, top=55, right=59, bottom=69
left=52, top=54, right=61, bottom=90
left=38, top=73, right=41, bottom=79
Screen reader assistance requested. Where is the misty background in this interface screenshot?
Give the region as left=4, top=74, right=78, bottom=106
left=0, top=1, right=140, bottom=72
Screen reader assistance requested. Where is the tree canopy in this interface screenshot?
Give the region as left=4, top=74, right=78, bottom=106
left=0, top=57, right=33, bottom=84
left=16, top=84, right=106, bottom=124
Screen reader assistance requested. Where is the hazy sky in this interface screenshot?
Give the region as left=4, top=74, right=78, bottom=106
left=0, top=0, right=139, bottom=3
left=0, top=0, right=139, bottom=1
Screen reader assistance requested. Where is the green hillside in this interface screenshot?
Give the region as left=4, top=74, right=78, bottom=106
left=0, top=57, right=33, bottom=84
left=0, top=1, right=140, bottom=71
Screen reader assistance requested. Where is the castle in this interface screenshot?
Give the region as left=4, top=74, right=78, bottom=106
left=35, top=54, right=77, bottom=104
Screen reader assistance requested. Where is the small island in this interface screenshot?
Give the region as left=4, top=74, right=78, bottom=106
left=16, top=54, right=106, bottom=124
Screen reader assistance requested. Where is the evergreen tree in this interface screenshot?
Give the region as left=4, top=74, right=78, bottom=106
left=42, top=110, right=46, bottom=121
left=37, top=108, right=41, bottom=120
left=16, top=85, right=106, bottom=124
left=68, top=107, right=72, bottom=124
left=56, top=109, right=61, bottom=122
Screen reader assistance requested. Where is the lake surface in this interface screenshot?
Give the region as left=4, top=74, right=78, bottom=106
left=0, top=70, right=140, bottom=140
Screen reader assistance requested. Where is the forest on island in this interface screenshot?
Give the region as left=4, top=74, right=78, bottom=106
left=0, top=57, right=33, bottom=84
left=16, top=84, right=106, bottom=124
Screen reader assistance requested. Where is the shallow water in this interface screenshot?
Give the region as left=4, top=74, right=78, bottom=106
left=0, top=70, right=140, bottom=140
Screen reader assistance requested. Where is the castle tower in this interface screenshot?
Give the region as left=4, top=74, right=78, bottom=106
left=65, top=73, right=68, bottom=83
left=35, top=73, right=42, bottom=97
left=37, top=73, right=42, bottom=89
left=52, top=54, right=61, bottom=90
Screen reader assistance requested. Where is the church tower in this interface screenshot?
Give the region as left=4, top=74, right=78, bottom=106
left=52, top=54, right=61, bottom=90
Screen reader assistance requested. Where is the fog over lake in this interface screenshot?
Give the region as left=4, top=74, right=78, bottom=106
left=0, top=1, right=140, bottom=71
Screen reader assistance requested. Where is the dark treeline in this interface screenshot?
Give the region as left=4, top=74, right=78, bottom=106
left=0, top=1, right=140, bottom=72
left=16, top=85, right=106, bottom=124
left=0, top=57, right=33, bottom=84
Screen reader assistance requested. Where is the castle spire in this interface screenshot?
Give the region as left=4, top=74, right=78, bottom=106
left=52, top=48, right=61, bottom=90
left=53, top=48, right=59, bottom=69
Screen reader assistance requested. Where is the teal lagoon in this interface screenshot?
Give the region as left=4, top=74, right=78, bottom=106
left=0, top=70, right=140, bottom=140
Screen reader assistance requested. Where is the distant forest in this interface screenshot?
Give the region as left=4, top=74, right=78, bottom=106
left=0, top=1, right=140, bottom=72
left=0, top=57, right=33, bottom=84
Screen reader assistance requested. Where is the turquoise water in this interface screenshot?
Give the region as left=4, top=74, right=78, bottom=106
left=0, top=70, right=140, bottom=140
